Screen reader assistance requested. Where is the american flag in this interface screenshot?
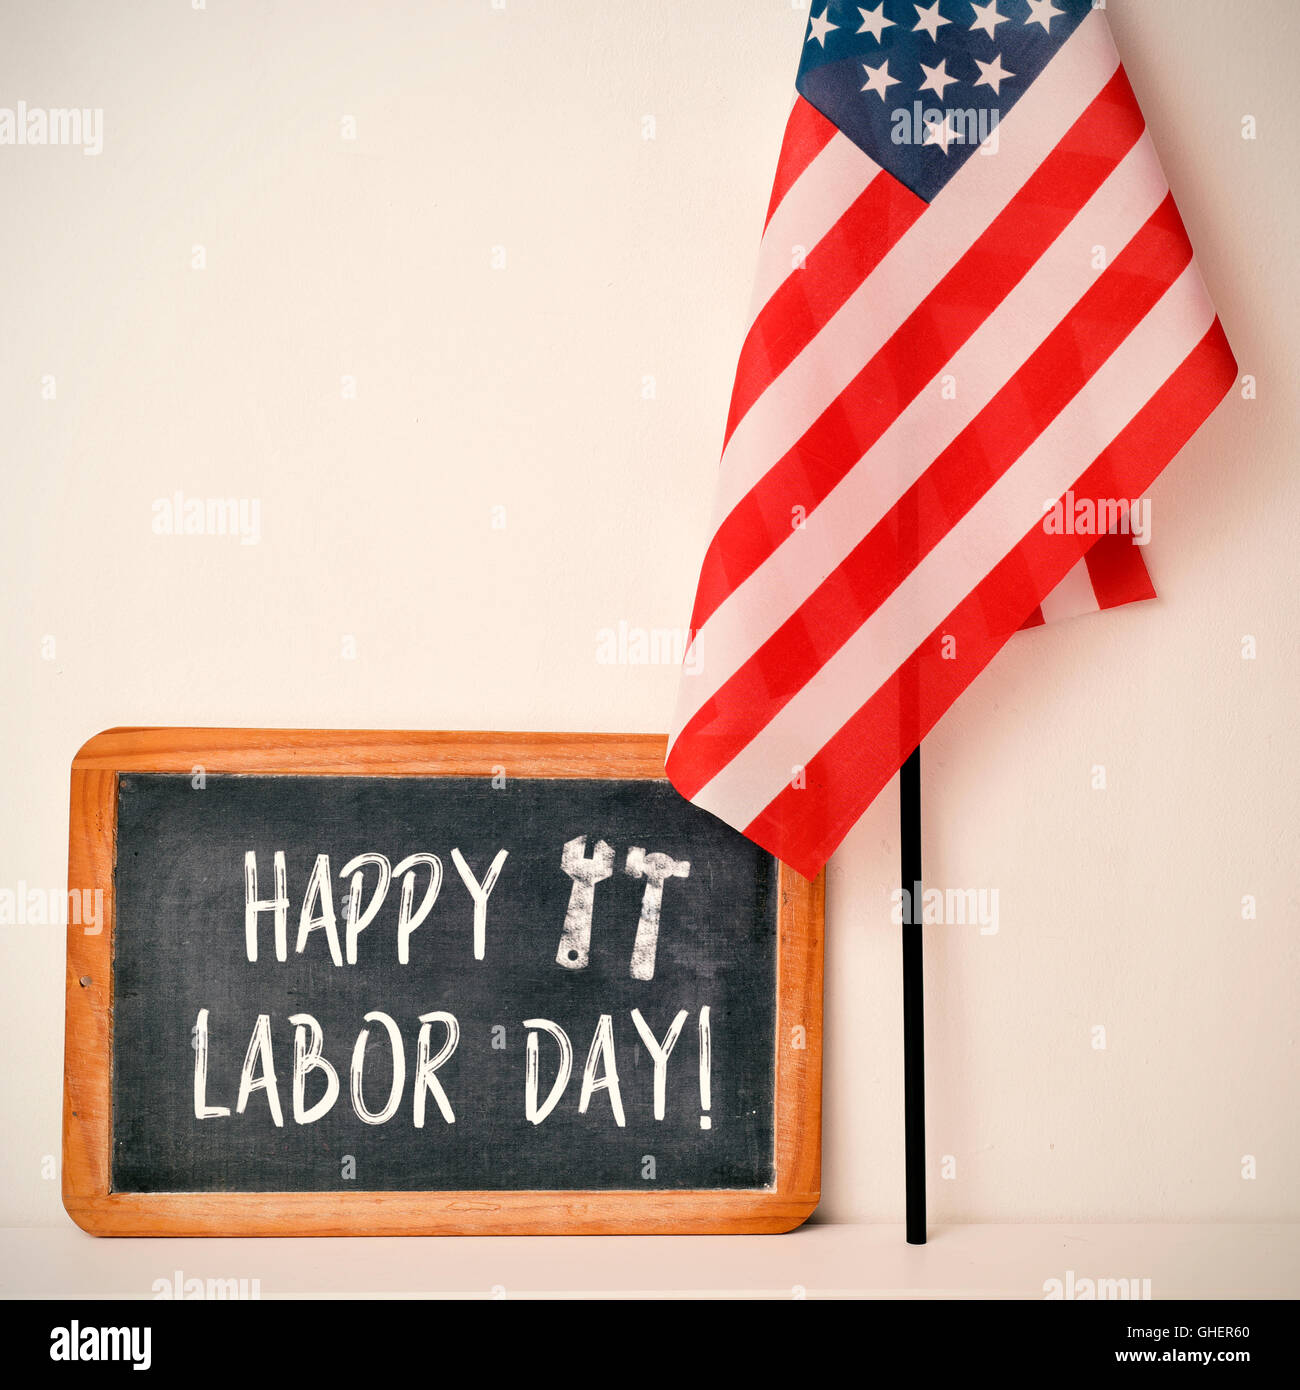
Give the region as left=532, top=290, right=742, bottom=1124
left=666, top=0, right=1237, bottom=879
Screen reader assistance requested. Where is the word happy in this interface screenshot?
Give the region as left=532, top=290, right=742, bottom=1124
left=242, top=837, right=690, bottom=981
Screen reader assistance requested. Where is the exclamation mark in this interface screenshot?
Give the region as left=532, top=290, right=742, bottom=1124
left=698, top=1006, right=712, bottom=1130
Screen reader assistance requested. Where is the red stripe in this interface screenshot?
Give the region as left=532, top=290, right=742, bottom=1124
left=735, top=318, right=1238, bottom=878
left=1084, top=531, right=1157, bottom=609
left=668, top=192, right=1190, bottom=801
left=1020, top=605, right=1046, bottom=629
left=727, top=174, right=925, bottom=445
left=764, top=98, right=839, bottom=231
left=690, top=66, right=1147, bottom=634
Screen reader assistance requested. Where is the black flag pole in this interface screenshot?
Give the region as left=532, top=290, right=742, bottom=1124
left=900, top=744, right=926, bottom=1244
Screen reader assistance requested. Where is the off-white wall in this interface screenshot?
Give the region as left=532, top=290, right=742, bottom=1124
left=1, top=0, right=1295, bottom=1231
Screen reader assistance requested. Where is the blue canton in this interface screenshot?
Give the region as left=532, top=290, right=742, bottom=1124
left=797, top=0, right=1094, bottom=201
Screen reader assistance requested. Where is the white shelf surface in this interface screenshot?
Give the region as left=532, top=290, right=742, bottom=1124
left=2, top=1222, right=1295, bottom=1299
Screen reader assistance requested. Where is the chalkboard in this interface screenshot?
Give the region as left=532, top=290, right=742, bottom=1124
left=64, top=730, right=823, bottom=1236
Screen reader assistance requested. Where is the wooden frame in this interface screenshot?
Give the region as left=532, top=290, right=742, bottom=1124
left=65, top=727, right=824, bottom=1237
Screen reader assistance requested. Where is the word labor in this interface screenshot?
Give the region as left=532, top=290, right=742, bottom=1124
left=242, top=837, right=691, bottom=982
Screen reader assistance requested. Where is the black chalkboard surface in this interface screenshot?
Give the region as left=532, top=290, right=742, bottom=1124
left=113, top=771, right=777, bottom=1193
left=65, top=730, right=823, bottom=1236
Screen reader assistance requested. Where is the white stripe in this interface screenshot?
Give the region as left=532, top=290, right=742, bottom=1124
left=673, top=133, right=1168, bottom=740
left=1038, top=558, right=1101, bottom=623
left=713, top=10, right=1121, bottom=525
left=749, top=133, right=882, bottom=323
left=691, top=262, right=1215, bottom=827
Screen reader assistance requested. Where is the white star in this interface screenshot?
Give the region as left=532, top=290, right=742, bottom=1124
left=969, top=1, right=1007, bottom=39
left=861, top=59, right=901, bottom=100
left=807, top=8, right=839, bottom=46
left=973, top=52, right=1014, bottom=95
left=912, top=2, right=951, bottom=42
left=923, top=112, right=960, bottom=155
left=857, top=3, right=896, bottom=42
left=919, top=57, right=959, bottom=99
left=1024, top=0, right=1064, bottom=33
